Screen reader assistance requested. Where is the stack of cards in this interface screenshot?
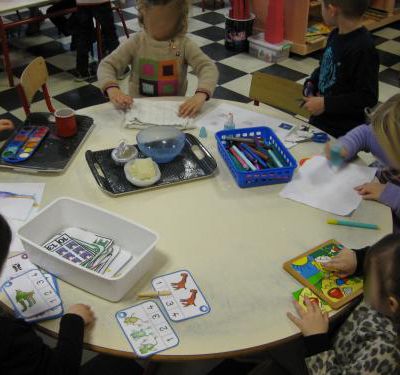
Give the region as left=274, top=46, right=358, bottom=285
left=1, top=253, right=64, bottom=323
left=42, top=227, right=132, bottom=277
left=116, top=270, right=210, bottom=358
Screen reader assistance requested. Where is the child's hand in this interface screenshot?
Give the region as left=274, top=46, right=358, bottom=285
left=324, top=248, right=357, bottom=277
left=179, top=93, right=207, bottom=118
left=107, top=87, right=133, bottom=110
left=287, top=297, right=329, bottom=336
left=324, top=143, right=348, bottom=161
left=304, top=96, right=325, bottom=116
left=355, top=182, right=386, bottom=201
left=68, top=304, right=95, bottom=326
left=0, top=119, right=14, bottom=132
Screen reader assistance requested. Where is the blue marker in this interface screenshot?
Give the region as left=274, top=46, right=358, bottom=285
left=330, top=143, right=345, bottom=168
left=240, top=143, right=268, bottom=169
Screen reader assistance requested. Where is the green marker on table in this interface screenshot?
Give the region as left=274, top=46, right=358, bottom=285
left=327, top=219, right=379, bottom=230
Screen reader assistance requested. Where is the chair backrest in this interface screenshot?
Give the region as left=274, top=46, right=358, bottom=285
left=249, top=72, right=310, bottom=119
left=18, top=56, right=55, bottom=116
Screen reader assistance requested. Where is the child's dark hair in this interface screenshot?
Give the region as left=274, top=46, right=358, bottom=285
left=0, top=214, right=12, bottom=271
left=323, top=0, right=370, bottom=18
left=137, top=0, right=190, bottom=36
left=365, top=234, right=400, bottom=344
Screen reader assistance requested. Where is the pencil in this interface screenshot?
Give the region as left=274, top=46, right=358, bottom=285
left=137, top=291, right=172, bottom=299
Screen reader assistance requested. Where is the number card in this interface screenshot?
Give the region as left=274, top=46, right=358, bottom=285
left=0, top=253, right=38, bottom=288
left=115, top=301, right=179, bottom=358
left=3, top=270, right=62, bottom=319
left=152, top=270, right=211, bottom=322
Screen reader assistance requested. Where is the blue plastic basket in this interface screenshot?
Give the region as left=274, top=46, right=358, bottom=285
left=215, top=127, right=298, bottom=188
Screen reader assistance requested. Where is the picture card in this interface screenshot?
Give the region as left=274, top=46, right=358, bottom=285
left=3, top=269, right=62, bottom=318
left=152, top=270, right=211, bottom=322
left=116, top=301, right=179, bottom=358
left=283, top=240, right=363, bottom=309
left=0, top=252, right=38, bottom=288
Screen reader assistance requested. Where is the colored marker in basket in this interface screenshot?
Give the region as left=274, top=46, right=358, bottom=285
left=231, top=145, right=257, bottom=171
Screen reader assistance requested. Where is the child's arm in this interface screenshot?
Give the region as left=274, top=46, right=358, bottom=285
left=97, top=37, right=138, bottom=109
left=323, top=47, right=379, bottom=116
left=179, top=38, right=219, bottom=117
left=41, top=304, right=95, bottom=375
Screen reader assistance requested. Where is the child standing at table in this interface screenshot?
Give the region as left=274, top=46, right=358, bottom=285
left=97, top=0, right=219, bottom=118
left=325, top=93, right=400, bottom=234
left=303, top=0, right=379, bottom=138
left=0, top=213, right=143, bottom=375
left=74, top=0, right=122, bottom=81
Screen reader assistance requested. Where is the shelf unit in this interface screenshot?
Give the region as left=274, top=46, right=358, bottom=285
left=254, top=0, right=400, bottom=56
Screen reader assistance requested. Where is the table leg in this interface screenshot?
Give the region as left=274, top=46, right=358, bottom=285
left=0, top=16, right=14, bottom=87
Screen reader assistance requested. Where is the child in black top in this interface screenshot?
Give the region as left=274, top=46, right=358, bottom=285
left=0, top=214, right=142, bottom=375
left=303, top=0, right=379, bottom=138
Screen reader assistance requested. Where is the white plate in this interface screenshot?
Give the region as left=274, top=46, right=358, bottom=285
left=124, top=159, right=161, bottom=187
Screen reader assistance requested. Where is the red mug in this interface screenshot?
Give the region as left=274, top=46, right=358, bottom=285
left=55, top=108, right=77, bottom=137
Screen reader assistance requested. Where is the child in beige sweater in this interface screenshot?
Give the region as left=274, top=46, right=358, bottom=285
left=97, top=0, right=219, bottom=118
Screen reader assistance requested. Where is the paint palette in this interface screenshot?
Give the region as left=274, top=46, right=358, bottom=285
left=1, top=126, right=49, bottom=163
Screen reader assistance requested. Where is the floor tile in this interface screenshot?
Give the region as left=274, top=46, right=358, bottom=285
left=379, top=68, right=400, bottom=87
left=212, top=86, right=251, bottom=103
left=46, top=51, right=77, bottom=71
left=54, top=85, right=107, bottom=110
left=13, top=62, right=63, bottom=79
left=0, top=87, right=43, bottom=111
left=219, top=53, right=272, bottom=73
left=10, top=34, right=55, bottom=49
left=188, top=18, right=211, bottom=33
left=214, top=62, right=248, bottom=84
left=193, top=12, right=226, bottom=25
left=187, top=33, right=214, bottom=47
left=258, top=64, right=308, bottom=82
left=26, top=41, right=68, bottom=58
left=201, top=42, right=240, bottom=61
left=373, top=27, right=400, bottom=40
left=10, top=98, right=67, bottom=121
left=113, top=10, right=137, bottom=23
left=278, top=57, right=319, bottom=75
left=378, top=81, right=400, bottom=102
left=376, top=40, right=400, bottom=55
left=377, top=50, right=400, bottom=67
left=117, top=18, right=141, bottom=32
left=192, top=26, right=225, bottom=41
left=221, top=74, right=252, bottom=97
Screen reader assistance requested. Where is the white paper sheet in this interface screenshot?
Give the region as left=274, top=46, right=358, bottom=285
left=194, top=103, right=297, bottom=148
left=0, top=183, right=45, bottom=252
left=279, top=156, right=377, bottom=216
left=125, top=100, right=194, bottom=129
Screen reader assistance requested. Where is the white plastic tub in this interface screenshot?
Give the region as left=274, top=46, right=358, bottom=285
left=248, top=33, right=292, bottom=63
left=18, top=197, right=158, bottom=302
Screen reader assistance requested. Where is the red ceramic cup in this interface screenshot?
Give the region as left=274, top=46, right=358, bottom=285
left=55, top=108, right=77, bottom=137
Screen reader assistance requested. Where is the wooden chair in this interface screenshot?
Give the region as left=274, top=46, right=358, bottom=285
left=249, top=72, right=310, bottom=119
left=17, top=57, right=56, bottom=116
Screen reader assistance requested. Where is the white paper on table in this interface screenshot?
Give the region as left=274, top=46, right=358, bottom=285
left=0, top=198, right=34, bottom=221
left=194, top=103, right=297, bottom=145
left=279, top=156, right=377, bottom=216
left=125, top=100, right=194, bottom=129
left=0, top=183, right=45, bottom=252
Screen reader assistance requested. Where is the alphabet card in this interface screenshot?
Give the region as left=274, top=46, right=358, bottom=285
left=152, top=270, right=211, bottom=322
left=116, top=301, right=179, bottom=358
left=3, top=269, right=62, bottom=319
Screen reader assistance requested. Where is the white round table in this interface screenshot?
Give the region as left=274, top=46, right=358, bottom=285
left=0, top=99, right=392, bottom=360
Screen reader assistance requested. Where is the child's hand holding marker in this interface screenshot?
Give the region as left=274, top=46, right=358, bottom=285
left=287, top=297, right=329, bottom=336
left=324, top=248, right=357, bottom=278
left=107, top=87, right=134, bottom=110
left=325, top=142, right=348, bottom=168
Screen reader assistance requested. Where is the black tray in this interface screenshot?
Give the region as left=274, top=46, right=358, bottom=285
left=0, top=112, right=94, bottom=173
left=85, top=133, right=217, bottom=196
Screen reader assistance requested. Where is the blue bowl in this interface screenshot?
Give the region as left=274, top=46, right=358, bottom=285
left=136, top=126, right=186, bottom=163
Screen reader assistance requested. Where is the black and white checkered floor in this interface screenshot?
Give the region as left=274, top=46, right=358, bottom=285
left=1, top=0, right=400, bottom=127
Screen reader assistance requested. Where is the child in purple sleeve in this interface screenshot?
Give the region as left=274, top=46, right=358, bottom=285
left=325, top=94, right=400, bottom=233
